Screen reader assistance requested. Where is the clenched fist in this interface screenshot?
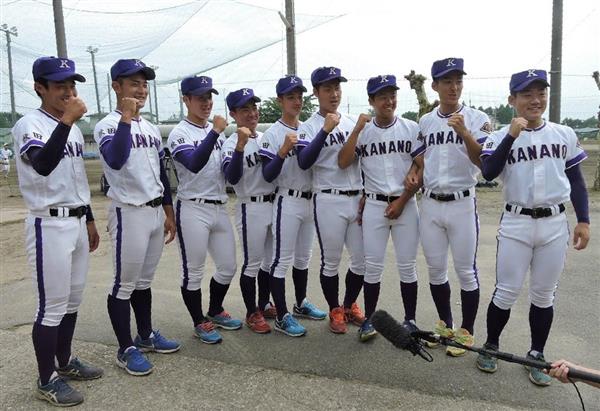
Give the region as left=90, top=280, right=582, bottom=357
left=212, top=115, right=227, bottom=134
left=281, top=133, right=298, bottom=153
left=236, top=126, right=251, bottom=151
left=120, top=97, right=140, bottom=120
left=447, top=113, right=468, bottom=137
left=508, top=117, right=528, bottom=139
left=323, top=113, right=340, bottom=133
left=61, top=97, right=87, bottom=126
left=354, top=113, right=371, bottom=132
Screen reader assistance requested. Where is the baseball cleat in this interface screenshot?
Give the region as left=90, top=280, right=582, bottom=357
left=207, top=311, right=243, bottom=330
left=476, top=343, right=499, bottom=373
left=425, top=320, right=454, bottom=348
left=274, top=313, right=306, bottom=337
left=358, top=319, right=377, bottom=342
left=245, top=311, right=271, bottom=334
left=446, top=328, right=473, bottom=357
left=261, top=302, right=277, bottom=320
left=525, top=352, right=552, bottom=386
left=344, top=302, right=366, bottom=326
left=329, top=307, right=347, bottom=334
left=57, top=357, right=104, bottom=381
left=293, top=299, right=327, bottom=320
left=116, top=347, right=153, bottom=376
left=194, top=321, right=223, bottom=344
left=36, top=374, right=84, bottom=407
left=134, top=330, right=181, bottom=354
left=402, top=319, right=420, bottom=335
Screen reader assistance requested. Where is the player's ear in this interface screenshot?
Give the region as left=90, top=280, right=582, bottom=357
left=508, top=94, right=516, bottom=107
left=112, top=80, right=121, bottom=94
left=33, top=81, right=46, bottom=97
left=312, top=86, right=319, bottom=98
left=431, top=80, right=438, bottom=92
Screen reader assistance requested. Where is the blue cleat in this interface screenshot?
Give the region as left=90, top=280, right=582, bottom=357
left=207, top=311, right=243, bottom=330
left=358, top=319, right=377, bottom=342
left=526, top=351, right=552, bottom=386
left=36, top=374, right=84, bottom=406
left=402, top=319, right=420, bottom=335
left=116, top=347, right=153, bottom=376
left=194, top=321, right=223, bottom=344
left=57, top=357, right=104, bottom=380
left=293, top=299, right=327, bottom=320
left=274, top=313, right=306, bottom=337
left=134, top=330, right=181, bottom=354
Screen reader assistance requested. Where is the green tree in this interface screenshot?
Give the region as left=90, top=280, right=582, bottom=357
left=259, top=96, right=317, bottom=123
left=0, top=111, right=23, bottom=128
left=401, top=111, right=418, bottom=121
left=561, top=117, right=598, bottom=129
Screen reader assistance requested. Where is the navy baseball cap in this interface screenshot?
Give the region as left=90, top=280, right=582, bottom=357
left=110, top=59, right=155, bottom=81
left=226, top=88, right=261, bottom=111
left=510, top=69, right=550, bottom=93
left=32, top=57, right=86, bottom=82
left=276, top=76, right=307, bottom=95
left=311, top=66, right=347, bottom=87
left=431, top=57, right=466, bottom=80
left=181, top=76, right=218, bottom=96
left=367, top=74, right=399, bottom=95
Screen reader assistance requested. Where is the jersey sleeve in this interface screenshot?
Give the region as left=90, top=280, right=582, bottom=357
left=408, top=121, right=424, bottom=158
left=565, top=127, right=587, bottom=169
left=471, top=111, right=493, bottom=145
left=221, top=134, right=237, bottom=168
left=154, top=125, right=165, bottom=159
left=297, top=121, right=315, bottom=148
left=259, top=128, right=278, bottom=160
left=167, top=127, right=194, bottom=158
left=480, top=129, right=505, bottom=157
left=12, top=116, right=48, bottom=158
left=93, top=116, right=118, bottom=148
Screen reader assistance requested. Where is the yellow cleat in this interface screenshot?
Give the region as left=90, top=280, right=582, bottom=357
left=446, top=328, right=474, bottom=357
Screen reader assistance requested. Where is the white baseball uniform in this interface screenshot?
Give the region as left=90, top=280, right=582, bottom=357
left=222, top=131, right=274, bottom=279
left=297, top=112, right=364, bottom=278
left=0, top=147, right=12, bottom=176
left=417, top=104, right=490, bottom=291
left=94, top=110, right=166, bottom=300
left=13, top=109, right=91, bottom=326
left=481, top=121, right=587, bottom=309
left=167, top=119, right=236, bottom=289
left=358, top=117, right=421, bottom=285
left=260, top=120, right=313, bottom=279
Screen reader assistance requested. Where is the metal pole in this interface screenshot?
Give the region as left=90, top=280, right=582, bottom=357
left=87, top=46, right=101, bottom=114
left=148, top=89, right=154, bottom=119
left=549, top=0, right=562, bottom=123
left=153, top=80, right=159, bottom=123
left=107, top=73, right=113, bottom=112
left=1, top=25, right=18, bottom=124
left=284, top=0, right=296, bottom=76
left=178, top=87, right=184, bottom=120
left=52, top=0, right=68, bottom=57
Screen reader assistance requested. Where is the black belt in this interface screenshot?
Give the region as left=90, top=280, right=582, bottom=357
left=277, top=188, right=313, bottom=200
left=321, top=189, right=362, bottom=196
left=145, top=196, right=163, bottom=207
left=368, top=193, right=400, bottom=203
left=505, top=203, right=565, bottom=219
left=249, top=193, right=275, bottom=203
left=49, top=206, right=87, bottom=218
left=428, top=190, right=471, bottom=202
left=189, top=198, right=225, bottom=205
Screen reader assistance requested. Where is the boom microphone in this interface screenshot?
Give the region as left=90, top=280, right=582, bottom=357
left=371, top=310, right=432, bottom=361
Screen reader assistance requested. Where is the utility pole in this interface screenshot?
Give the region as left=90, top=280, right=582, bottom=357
left=278, top=0, right=296, bottom=75
left=86, top=46, right=101, bottom=114
left=107, top=73, right=113, bottom=112
left=178, top=87, right=184, bottom=120
left=1, top=24, right=18, bottom=124
left=549, top=0, right=562, bottom=123
left=53, top=0, right=68, bottom=57
left=150, top=65, right=159, bottom=123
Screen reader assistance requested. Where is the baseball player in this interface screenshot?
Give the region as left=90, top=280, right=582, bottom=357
left=0, top=143, right=12, bottom=178
left=338, top=75, right=421, bottom=341
left=13, top=56, right=103, bottom=406
left=94, top=59, right=180, bottom=377
left=259, top=76, right=327, bottom=337
left=167, top=75, right=239, bottom=344
left=476, top=69, right=590, bottom=386
left=296, top=66, right=365, bottom=334
left=405, top=58, right=491, bottom=356
left=221, top=88, right=274, bottom=334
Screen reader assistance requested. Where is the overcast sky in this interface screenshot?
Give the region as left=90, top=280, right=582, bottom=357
left=1, top=0, right=598, bottom=121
